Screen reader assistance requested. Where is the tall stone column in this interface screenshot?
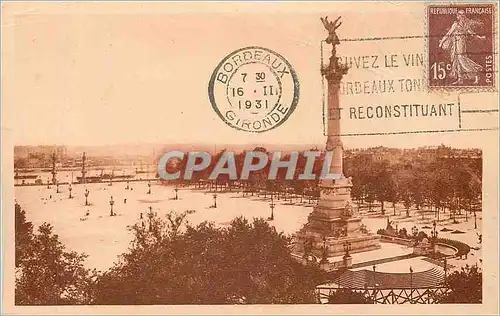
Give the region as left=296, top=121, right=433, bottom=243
left=315, top=58, right=350, bottom=220
left=324, top=65, right=347, bottom=176
left=292, top=17, right=380, bottom=262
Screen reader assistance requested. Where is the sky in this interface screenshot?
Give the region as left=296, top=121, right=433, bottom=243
left=2, top=2, right=498, bottom=149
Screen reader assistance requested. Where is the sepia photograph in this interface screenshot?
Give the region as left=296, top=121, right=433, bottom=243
left=1, top=1, right=498, bottom=315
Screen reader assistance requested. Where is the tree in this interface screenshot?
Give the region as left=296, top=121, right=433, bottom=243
left=94, top=213, right=329, bottom=304
left=396, top=166, right=426, bottom=217
left=14, top=157, right=29, bottom=169
left=15, top=214, right=97, bottom=305
left=373, top=161, right=394, bottom=214
left=364, top=183, right=377, bottom=212
left=292, top=180, right=306, bottom=203
left=416, top=231, right=428, bottom=241
left=398, top=186, right=413, bottom=217
left=433, top=265, right=482, bottom=303
left=328, top=289, right=373, bottom=304
left=15, top=203, right=33, bottom=267
left=398, top=228, right=408, bottom=238
left=344, top=153, right=373, bottom=206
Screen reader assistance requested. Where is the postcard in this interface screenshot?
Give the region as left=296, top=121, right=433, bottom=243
left=1, top=1, right=498, bottom=315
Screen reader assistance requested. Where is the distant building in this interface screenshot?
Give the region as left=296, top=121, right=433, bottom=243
left=14, top=145, right=67, bottom=159
left=14, top=145, right=67, bottom=168
left=344, top=145, right=481, bottom=166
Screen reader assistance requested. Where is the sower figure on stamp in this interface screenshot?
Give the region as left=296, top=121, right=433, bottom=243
left=438, top=10, right=486, bottom=85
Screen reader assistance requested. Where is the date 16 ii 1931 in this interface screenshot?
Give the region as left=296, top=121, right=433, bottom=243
left=208, top=46, right=300, bottom=133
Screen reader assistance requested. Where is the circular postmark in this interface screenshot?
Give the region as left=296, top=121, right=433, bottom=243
left=208, top=46, right=299, bottom=133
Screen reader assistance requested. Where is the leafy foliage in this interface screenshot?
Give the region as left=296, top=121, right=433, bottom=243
left=328, top=289, right=373, bottom=304
left=433, top=265, right=482, bottom=303
left=344, top=152, right=481, bottom=218
left=15, top=203, right=97, bottom=305
left=15, top=203, right=33, bottom=267
left=94, top=212, right=329, bottom=304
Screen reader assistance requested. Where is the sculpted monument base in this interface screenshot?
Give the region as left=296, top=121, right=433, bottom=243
left=293, top=233, right=381, bottom=259
left=293, top=177, right=380, bottom=260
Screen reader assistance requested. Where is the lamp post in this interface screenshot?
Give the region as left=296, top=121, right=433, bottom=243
left=84, top=188, right=89, bottom=206
left=174, top=187, right=179, bottom=200
left=56, top=182, right=60, bottom=193
left=409, top=266, right=414, bottom=301
left=431, top=220, right=438, bottom=256
left=68, top=184, right=73, bottom=199
left=269, top=198, right=275, bottom=221
left=148, top=206, right=154, bottom=231
left=213, top=193, right=218, bottom=208
left=109, top=196, right=115, bottom=216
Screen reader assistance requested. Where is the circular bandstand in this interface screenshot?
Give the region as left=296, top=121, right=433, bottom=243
left=317, top=267, right=449, bottom=304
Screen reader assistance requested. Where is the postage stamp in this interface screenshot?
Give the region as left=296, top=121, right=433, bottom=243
left=428, top=4, right=495, bottom=88
left=208, top=46, right=299, bottom=133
